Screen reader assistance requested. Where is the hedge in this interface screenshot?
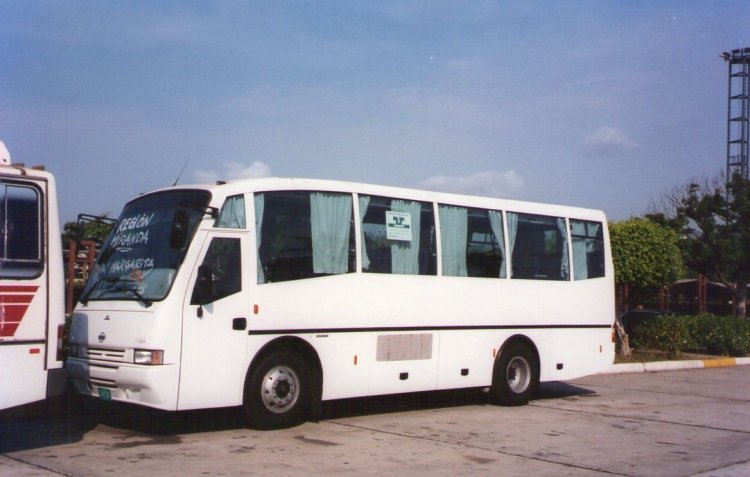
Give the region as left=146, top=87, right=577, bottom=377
left=628, top=314, right=750, bottom=358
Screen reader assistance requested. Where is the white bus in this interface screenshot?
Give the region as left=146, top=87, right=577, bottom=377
left=67, top=178, right=615, bottom=428
left=0, top=141, right=66, bottom=411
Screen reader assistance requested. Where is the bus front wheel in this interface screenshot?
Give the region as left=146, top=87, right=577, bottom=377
left=244, top=350, right=311, bottom=429
left=490, top=340, right=539, bottom=406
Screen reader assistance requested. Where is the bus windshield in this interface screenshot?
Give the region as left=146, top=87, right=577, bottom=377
left=81, top=189, right=211, bottom=305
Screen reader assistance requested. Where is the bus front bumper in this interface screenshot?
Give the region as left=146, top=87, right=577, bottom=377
left=66, top=358, right=179, bottom=411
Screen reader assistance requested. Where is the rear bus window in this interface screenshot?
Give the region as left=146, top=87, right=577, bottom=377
left=570, top=220, right=605, bottom=280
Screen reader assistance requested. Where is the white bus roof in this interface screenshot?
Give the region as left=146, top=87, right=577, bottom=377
left=133, top=176, right=607, bottom=221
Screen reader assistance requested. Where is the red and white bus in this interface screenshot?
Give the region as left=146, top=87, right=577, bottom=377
left=0, top=141, right=66, bottom=410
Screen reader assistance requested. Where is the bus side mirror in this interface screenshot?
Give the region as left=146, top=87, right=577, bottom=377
left=170, top=209, right=189, bottom=250
left=192, top=264, right=214, bottom=306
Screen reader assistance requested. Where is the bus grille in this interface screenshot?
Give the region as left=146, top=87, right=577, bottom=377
left=90, top=377, right=117, bottom=389
left=86, top=346, right=127, bottom=362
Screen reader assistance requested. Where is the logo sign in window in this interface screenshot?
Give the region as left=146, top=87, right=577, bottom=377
left=386, top=211, right=412, bottom=241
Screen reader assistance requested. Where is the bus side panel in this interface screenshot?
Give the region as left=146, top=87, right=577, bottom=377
left=0, top=344, right=49, bottom=409
left=301, top=333, right=372, bottom=401
left=0, top=254, right=54, bottom=409
left=436, top=330, right=504, bottom=390
left=545, top=327, right=614, bottom=381
left=252, top=270, right=614, bottom=400
left=44, top=173, right=66, bottom=377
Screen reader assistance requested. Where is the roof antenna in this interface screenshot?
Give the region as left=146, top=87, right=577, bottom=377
left=172, top=158, right=190, bottom=186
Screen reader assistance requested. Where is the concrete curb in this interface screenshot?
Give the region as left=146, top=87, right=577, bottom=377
left=602, top=356, right=750, bottom=374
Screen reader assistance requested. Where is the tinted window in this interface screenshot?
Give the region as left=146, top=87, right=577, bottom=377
left=256, top=191, right=355, bottom=283
left=215, top=195, right=246, bottom=228
left=82, top=190, right=211, bottom=302
left=509, top=212, right=569, bottom=281
left=439, top=205, right=506, bottom=278
left=360, top=195, right=436, bottom=275
left=570, top=220, right=605, bottom=280
left=0, top=183, right=42, bottom=278
left=191, top=237, right=242, bottom=304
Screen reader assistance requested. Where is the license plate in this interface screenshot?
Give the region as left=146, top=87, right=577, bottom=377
left=98, top=388, right=112, bottom=401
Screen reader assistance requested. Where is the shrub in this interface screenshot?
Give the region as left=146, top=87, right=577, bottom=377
left=630, top=314, right=689, bottom=359
left=629, top=313, right=750, bottom=358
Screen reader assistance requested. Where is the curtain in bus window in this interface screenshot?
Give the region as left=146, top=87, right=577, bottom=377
left=390, top=200, right=421, bottom=275
left=571, top=220, right=588, bottom=280
left=506, top=212, right=518, bottom=278
left=488, top=210, right=506, bottom=278
left=571, top=220, right=603, bottom=280
left=358, top=195, right=371, bottom=270
left=439, top=205, right=468, bottom=277
left=254, top=193, right=265, bottom=284
left=310, top=192, right=352, bottom=274
left=216, top=195, right=246, bottom=228
left=556, top=218, right=570, bottom=280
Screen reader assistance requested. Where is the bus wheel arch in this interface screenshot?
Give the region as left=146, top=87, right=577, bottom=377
left=243, top=337, right=323, bottom=429
left=490, top=336, right=540, bottom=406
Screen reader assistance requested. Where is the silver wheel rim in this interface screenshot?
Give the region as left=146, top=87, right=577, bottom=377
left=261, top=365, right=300, bottom=414
left=506, top=356, right=531, bottom=394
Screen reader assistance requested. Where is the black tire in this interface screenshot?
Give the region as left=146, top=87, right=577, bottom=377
left=489, top=340, right=539, bottom=406
left=243, top=350, right=311, bottom=430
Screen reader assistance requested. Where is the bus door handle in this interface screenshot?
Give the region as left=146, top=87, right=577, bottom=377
left=232, top=318, right=247, bottom=331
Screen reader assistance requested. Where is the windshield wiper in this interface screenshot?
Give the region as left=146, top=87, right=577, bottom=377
left=111, top=280, right=153, bottom=308
left=79, top=274, right=119, bottom=306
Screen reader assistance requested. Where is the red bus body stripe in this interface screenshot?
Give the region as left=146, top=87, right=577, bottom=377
left=0, top=285, right=39, bottom=337
left=0, top=285, right=39, bottom=293
left=0, top=295, right=34, bottom=304
left=0, top=321, right=21, bottom=337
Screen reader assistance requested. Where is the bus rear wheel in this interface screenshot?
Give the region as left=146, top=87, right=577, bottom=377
left=490, top=340, right=539, bottom=406
left=244, top=350, right=311, bottom=429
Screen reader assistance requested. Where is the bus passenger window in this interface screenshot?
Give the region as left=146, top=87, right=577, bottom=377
left=215, top=195, right=246, bottom=228
left=508, top=213, right=569, bottom=281
left=191, top=237, right=242, bottom=304
left=439, top=205, right=505, bottom=278
left=255, top=191, right=355, bottom=283
left=360, top=195, right=436, bottom=275
left=570, top=220, right=605, bottom=280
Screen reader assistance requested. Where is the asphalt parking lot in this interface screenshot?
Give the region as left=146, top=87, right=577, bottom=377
left=1, top=364, right=749, bottom=477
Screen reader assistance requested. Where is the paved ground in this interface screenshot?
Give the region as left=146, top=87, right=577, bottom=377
left=1, top=365, right=749, bottom=476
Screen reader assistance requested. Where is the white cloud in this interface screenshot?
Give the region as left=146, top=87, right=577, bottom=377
left=420, top=170, right=524, bottom=198
left=193, top=161, right=272, bottom=184
left=583, top=126, right=638, bottom=154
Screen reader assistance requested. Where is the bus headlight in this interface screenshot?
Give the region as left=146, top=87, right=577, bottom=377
left=134, top=349, right=164, bottom=365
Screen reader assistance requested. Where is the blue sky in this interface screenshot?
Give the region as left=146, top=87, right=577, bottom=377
left=1, top=1, right=748, bottom=224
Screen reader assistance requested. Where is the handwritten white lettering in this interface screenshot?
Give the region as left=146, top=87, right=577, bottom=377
left=110, top=257, right=155, bottom=274
left=116, top=213, right=155, bottom=234
left=111, top=229, right=150, bottom=248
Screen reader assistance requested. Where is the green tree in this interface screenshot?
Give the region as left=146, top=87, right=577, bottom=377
left=609, top=217, right=683, bottom=289
left=667, top=175, right=750, bottom=317
left=62, top=214, right=115, bottom=247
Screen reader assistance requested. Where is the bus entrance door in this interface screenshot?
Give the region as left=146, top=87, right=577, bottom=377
left=177, top=232, right=249, bottom=410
